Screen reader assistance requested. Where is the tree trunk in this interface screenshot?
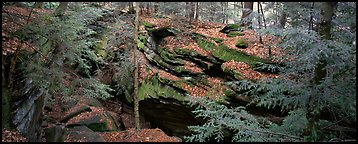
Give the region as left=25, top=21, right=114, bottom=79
left=221, top=2, right=225, bottom=23
left=259, top=2, right=266, bottom=29
left=186, top=2, right=190, bottom=20
left=314, top=2, right=338, bottom=84
left=309, top=3, right=338, bottom=141
left=241, top=2, right=253, bottom=27
left=34, top=2, right=44, bottom=8
left=318, top=2, right=337, bottom=40
left=308, top=2, right=315, bottom=30
left=133, top=2, right=141, bottom=131
left=54, top=2, right=68, bottom=17
left=194, top=2, right=199, bottom=20
left=190, top=2, right=195, bottom=21
left=279, top=12, right=287, bottom=29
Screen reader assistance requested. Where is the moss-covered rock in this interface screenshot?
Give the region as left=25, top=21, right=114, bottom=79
left=158, top=47, right=184, bottom=65
left=221, top=64, right=244, bottom=80
left=219, top=24, right=242, bottom=34
left=143, top=21, right=155, bottom=28
left=235, top=39, right=248, bottom=49
left=210, top=37, right=223, bottom=43
left=67, top=114, right=117, bottom=132
left=213, top=44, right=265, bottom=66
left=196, top=37, right=216, bottom=51
left=174, top=47, right=199, bottom=57
left=138, top=76, right=185, bottom=102
left=227, top=31, right=245, bottom=37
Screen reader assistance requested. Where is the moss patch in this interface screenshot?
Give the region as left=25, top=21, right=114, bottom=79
left=227, top=31, right=245, bottom=37
left=196, top=38, right=216, bottom=51
left=220, top=24, right=242, bottom=34
left=235, top=39, right=248, bottom=49
left=138, top=76, right=185, bottom=102
left=210, top=37, right=223, bottom=43
left=174, top=47, right=199, bottom=57
left=143, top=21, right=155, bottom=28
left=213, top=44, right=265, bottom=66
left=158, top=47, right=184, bottom=65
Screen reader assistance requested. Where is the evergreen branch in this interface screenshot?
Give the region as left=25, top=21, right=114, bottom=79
left=242, top=126, right=304, bottom=140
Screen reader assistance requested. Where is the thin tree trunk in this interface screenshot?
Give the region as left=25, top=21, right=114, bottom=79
left=194, top=2, right=198, bottom=20
left=133, top=2, right=141, bottom=131
left=257, top=2, right=261, bottom=29
left=309, top=2, right=315, bottom=30
left=195, top=2, right=199, bottom=20
left=222, top=2, right=225, bottom=23
left=190, top=2, right=195, bottom=22
left=279, top=11, right=287, bottom=29
left=259, top=2, right=267, bottom=29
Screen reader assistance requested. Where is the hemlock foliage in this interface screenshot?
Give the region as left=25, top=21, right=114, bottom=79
left=185, top=2, right=355, bottom=142
left=15, top=4, right=114, bottom=102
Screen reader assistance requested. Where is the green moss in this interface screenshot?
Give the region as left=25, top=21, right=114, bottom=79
left=190, top=33, right=208, bottom=39
left=221, top=64, right=244, bottom=80
left=227, top=24, right=241, bottom=30
left=196, top=38, right=216, bottom=51
left=222, top=88, right=236, bottom=97
left=138, top=76, right=184, bottom=101
left=87, top=121, right=109, bottom=132
left=235, top=39, right=248, bottom=48
left=227, top=31, right=245, bottom=37
left=143, top=21, right=155, bottom=28
left=213, top=44, right=265, bottom=66
left=152, top=55, right=170, bottom=68
left=210, top=37, right=223, bottom=43
left=158, top=48, right=184, bottom=65
left=174, top=47, right=198, bottom=57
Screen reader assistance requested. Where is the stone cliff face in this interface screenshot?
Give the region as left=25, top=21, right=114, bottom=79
left=12, top=77, right=45, bottom=142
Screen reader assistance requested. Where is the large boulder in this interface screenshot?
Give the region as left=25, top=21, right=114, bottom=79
left=219, top=24, right=243, bottom=34
left=12, top=77, right=45, bottom=142
left=65, top=107, right=124, bottom=132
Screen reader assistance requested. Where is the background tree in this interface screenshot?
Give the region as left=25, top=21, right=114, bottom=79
left=241, top=2, right=253, bottom=27
left=54, top=2, right=68, bottom=17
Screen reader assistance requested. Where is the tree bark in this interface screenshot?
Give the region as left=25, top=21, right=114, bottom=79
left=308, top=2, right=315, bottom=30
left=318, top=2, right=337, bottom=40
left=241, top=2, right=254, bottom=27
left=194, top=2, right=199, bottom=20
left=309, top=3, right=338, bottom=141
left=259, top=2, right=266, bottom=29
left=279, top=12, right=287, bottom=29
left=54, top=2, right=68, bottom=17
left=314, top=2, right=338, bottom=84
left=133, top=2, right=141, bottom=131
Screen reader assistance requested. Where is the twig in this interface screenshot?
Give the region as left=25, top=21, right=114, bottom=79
left=26, top=5, right=35, bottom=24
left=321, top=115, right=351, bottom=130
left=242, top=126, right=304, bottom=140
